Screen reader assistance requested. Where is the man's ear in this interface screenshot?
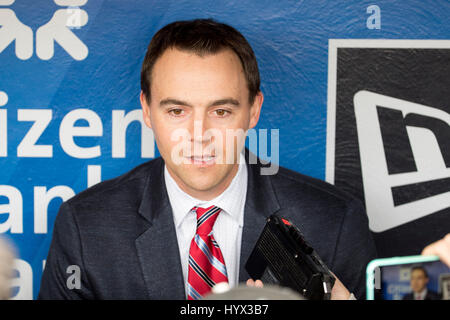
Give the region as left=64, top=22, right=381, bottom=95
left=249, top=91, right=264, bottom=129
left=140, top=91, right=152, bottom=129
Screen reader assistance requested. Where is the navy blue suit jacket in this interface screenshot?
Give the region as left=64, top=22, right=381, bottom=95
left=38, top=150, right=377, bottom=299
left=402, top=290, right=441, bottom=300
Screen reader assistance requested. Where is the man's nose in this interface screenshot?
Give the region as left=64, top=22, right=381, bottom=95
left=190, top=113, right=213, bottom=144
left=189, top=119, right=205, bottom=143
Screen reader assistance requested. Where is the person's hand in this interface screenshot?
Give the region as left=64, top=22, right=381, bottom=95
left=246, top=278, right=264, bottom=288
left=246, top=275, right=351, bottom=300
left=421, top=234, right=450, bottom=267
left=329, top=272, right=351, bottom=300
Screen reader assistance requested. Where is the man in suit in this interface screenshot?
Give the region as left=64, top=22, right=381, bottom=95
left=38, top=18, right=377, bottom=300
left=402, top=266, right=441, bottom=300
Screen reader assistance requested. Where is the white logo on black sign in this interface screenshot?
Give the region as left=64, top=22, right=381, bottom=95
left=327, top=40, right=450, bottom=243
left=354, top=90, right=450, bottom=232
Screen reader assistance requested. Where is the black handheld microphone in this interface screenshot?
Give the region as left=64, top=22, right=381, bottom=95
left=245, top=214, right=335, bottom=300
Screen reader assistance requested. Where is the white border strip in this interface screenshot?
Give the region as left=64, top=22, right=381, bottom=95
left=325, top=39, right=450, bottom=185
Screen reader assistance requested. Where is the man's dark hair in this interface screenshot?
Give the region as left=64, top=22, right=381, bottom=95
left=411, top=266, right=429, bottom=278
left=140, top=18, right=260, bottom=104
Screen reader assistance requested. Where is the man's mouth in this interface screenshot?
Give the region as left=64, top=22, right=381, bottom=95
left=185, top=155, right=216, bottom=166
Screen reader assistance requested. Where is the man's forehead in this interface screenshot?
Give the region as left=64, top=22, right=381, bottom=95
left=150, top=47, right=248, bottom=102
left=411, top=269, right=427, bottom=276
left=152, top=47, right=244, bottom=77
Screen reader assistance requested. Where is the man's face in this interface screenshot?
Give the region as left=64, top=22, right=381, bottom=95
left=410, top=269, right=428, bottom=293
left=140, top=48, right=263, bottom=199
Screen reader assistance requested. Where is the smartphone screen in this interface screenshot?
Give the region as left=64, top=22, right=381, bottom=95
left=374, top=260, right=450, bottom=300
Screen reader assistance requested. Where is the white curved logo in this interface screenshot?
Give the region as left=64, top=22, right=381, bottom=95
left=0, top=0, right=88, bottom=60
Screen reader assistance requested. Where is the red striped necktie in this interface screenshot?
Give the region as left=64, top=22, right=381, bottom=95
left=187, top=205, right=228, bottom=300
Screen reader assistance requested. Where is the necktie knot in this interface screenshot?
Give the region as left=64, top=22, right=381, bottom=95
left=193, top=205, right=221, bottom=236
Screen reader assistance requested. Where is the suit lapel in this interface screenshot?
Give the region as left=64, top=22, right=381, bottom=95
left=239, top=149, right=281, bottom=282
left=135, top=158, right=185, bottom=300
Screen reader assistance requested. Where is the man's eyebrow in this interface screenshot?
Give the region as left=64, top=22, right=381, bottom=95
left=208, top=98, right=240, bottom=107
left=159, top=98, right=192, bottom=107
left=159, top=98, right=240, bottom=107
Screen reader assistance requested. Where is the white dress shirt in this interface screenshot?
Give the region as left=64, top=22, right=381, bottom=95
left=414, top=288, right=427, bottom=300
left=164, top=152, right=248, bottom=297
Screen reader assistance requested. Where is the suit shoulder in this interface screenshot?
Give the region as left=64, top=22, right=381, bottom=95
left=427, top=291, right=441, bottom=300
left=65, top=157, right=162, bottom=209
left=270, top=165, right=360, bottom=208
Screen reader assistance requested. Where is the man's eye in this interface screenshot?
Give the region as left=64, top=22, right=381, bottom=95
left=214, top=109, right=230, bottom=117
left=169, top=109, right=184, bottom=116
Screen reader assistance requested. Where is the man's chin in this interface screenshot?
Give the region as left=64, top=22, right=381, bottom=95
left=183, top=176, right=223, bottom=192
left=179, top=170, right=233, bottom=195
left=165, top=161, right=238, bottom=198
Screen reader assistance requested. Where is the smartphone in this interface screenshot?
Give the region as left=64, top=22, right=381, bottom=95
left=366, top=255, right=450, bottom=300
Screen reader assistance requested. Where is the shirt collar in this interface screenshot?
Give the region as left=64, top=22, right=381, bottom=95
left=164, top=151, right=247, bottom=228
left=415, top=288, right=427, bottom=299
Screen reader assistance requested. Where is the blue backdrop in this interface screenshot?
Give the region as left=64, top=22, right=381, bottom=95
left=0, top=0, right=449, bottom=299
